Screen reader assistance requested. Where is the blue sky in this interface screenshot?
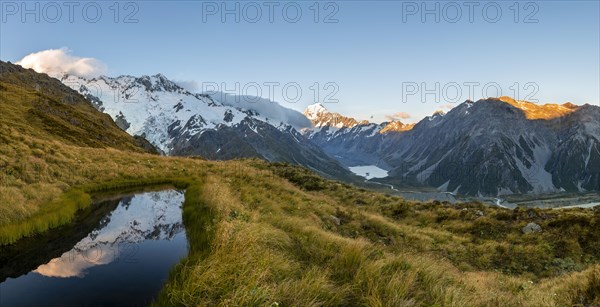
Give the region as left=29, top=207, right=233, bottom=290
left=2, top=1, right=599, bottom=123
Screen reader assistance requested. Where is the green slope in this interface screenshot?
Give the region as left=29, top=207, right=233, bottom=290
left=0, top=61, right=156, bottom=152
left=0, top=62, right=598, bottom=306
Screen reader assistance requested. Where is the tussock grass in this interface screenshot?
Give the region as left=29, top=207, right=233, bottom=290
left=2, top=126, right=600, bottom=306
left=2, top=72, right=600, bottom=305
left=0, top=189, right=90, bottom=245
left=155, top=167, right=600, bottom=306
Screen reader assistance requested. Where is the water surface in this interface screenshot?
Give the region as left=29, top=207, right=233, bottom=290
left=0, top=190, right=187, bottom=307
left=348, top=165, right=389, bottom=179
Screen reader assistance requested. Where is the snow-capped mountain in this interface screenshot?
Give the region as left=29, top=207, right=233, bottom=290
left=59, top=73, right=356, bottom=181
left=56, top=69, right=599, bottom=196
left=302, top=103, right=414, bottom=167
left=304, top=103, right=370, bottom=128
left=304, top=103, right=414, bottom=132
left=303, top=98, right=600, bottom=196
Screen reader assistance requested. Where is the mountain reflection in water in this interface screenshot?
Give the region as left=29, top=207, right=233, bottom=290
left=0, top=190, right=188, bottom=307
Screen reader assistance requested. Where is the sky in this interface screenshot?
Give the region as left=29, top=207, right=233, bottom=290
left=1, top=1, right=599, bottom=123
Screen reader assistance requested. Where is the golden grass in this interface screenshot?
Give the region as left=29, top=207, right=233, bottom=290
left=155, top=167, right=600, bottom=306
left=2, top=76, right=599, bottom=305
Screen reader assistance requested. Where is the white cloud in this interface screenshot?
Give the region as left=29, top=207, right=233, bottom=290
left=385, top=111, right=412, bottom=121
left=212, top=92, right=312, bottom=130
left=174, top=80, right=199, bottom=92
left=16, top=48, right=106, bottom=78
left=440, top=103, right=456, bottom=110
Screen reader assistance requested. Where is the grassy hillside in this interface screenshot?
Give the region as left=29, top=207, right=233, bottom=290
left=152, top=163, right=599, bottom=306
left=0, top=61, right=156, bottom=152
left=0, top=64, right=599, bottom=305
left=0, top=61, right=160, bottom=229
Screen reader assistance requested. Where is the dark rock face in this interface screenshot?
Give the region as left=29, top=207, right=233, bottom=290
left=223, top=110, right=234, bottom=123
left=173, top=102, right=184, bottom=112
left=115, top=112, right=131, bottom=130
left=80, top=86, right=104, bottom=111
left=305, top=98, right=600, bottom=196
left=304, top=123, right=390, bottom=168
left=136, top=74, right=185, bottom=93
left=133, top=135, right=160, bottom=154
left=545, top=105, right=600, bottom=192
left=379, top=100, right=552, bottom=195
left=170, top=117, right=358, bottom=181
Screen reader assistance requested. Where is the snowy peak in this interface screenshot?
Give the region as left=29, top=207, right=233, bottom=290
left=303, top=104, right=369, bottom=129
left=61, top=73, right=253, bottom=153
left=304, top=103, right=328, bottom=120
left=58, top=72, right=354, bottom=181
left=60, top=72, right=312, bottom=154
left=99, top=73, right=188, bottom=94
left=303, top=103, right=414, bottom=134
left=136, top=73, right=187, bottom=93
left=80, top=73, right=187, bottom=97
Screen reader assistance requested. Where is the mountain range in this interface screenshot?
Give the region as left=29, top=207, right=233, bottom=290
left=58, top=72, right=358, bottom=182
left=303, top=97, right=600, bottom=196
left=16, top=63, right=598, bottom=197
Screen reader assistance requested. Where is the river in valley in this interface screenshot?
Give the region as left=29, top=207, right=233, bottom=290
left=0, top=190, right=188, bottom=307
